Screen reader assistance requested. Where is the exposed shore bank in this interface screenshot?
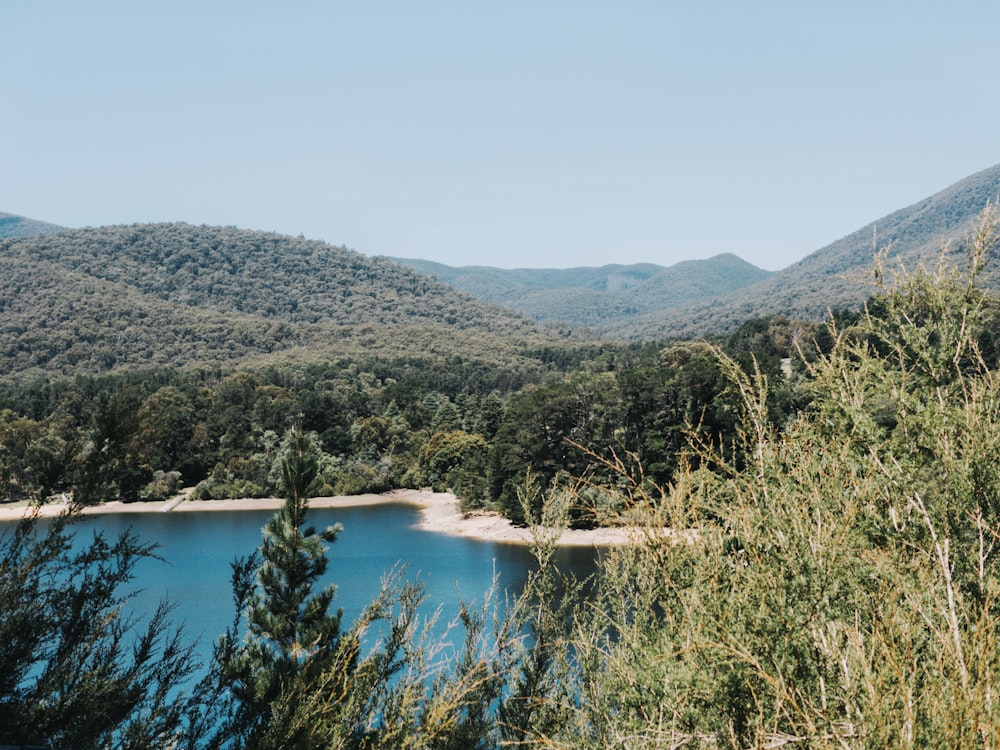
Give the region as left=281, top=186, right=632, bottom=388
left=0, top=489, right=640, bottom=547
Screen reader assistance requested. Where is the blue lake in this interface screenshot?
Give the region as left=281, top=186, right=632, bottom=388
left=36, top=502, right=598, bottom=664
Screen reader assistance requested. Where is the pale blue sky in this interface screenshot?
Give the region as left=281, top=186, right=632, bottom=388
left=5, top=1, right=998, bottom=270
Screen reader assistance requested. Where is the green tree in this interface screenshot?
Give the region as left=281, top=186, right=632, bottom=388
left=0, top=410, right=44, bottom=500
left=136, top=385, right=202, bottom=479
left=489, top=376, right=620, bottom=523
left=214, top=427, right=352, bottom=749
left=421, top=428, right=489, bottom=503
left=72, top=383, right=147, bottom=503
left=252, top=385, right=300, bottom=436
left=243, top=484, right=584, bottom=749
left=208, top=371, right=261, bottom=460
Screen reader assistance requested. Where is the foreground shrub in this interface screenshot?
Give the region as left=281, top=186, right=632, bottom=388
left=559, top=207, right=1000, bottom=748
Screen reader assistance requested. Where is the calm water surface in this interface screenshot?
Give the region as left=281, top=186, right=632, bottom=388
left=56, top=503, right=598, bottom=659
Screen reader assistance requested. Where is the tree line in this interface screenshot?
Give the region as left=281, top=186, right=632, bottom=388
left=0, top=317, right=821, bottom=524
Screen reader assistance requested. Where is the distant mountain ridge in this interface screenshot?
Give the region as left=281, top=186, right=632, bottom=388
left=621, top=163, right=1000, bottom=338
left=390, top=165, right=1000, bottom=339
left=387, top=254, right=773, bottom=332
left=0, top=212, right=68, bottom=238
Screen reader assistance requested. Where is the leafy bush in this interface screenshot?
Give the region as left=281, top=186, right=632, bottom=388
left=139, top=469, right=183, bottom=501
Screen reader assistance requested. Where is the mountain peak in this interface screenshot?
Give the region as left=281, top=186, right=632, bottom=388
left=0, top=212, right=68, bottom=239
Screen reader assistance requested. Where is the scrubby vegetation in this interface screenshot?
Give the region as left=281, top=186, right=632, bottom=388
left=239, top=206, right=1000, bottom=747
left=0, top=510, right=208, bottom=747
left=551, top=207, right=1000, bottom=747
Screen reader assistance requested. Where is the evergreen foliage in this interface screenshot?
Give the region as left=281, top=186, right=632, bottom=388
left=223, top=484, right=586, bottom=748
left=0, top=222, right=584, bottom=382
left=0, top=327, right=791, bottom=518
left=213, top=428, right=350, bottom=748
left=7, top=202, right=1000, bottom=746
left=0, top=510, right=205, bottom=749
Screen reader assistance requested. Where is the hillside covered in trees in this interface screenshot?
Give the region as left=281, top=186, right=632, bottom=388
left=5, top=193, right=1000, bottom=523
left=0, top=311, right=811, bottom=518
left=6, top=164, right=999, bottom=355
left=5, top=169, right=1000, bottom=745
left=628, top=162, right=1000, bottom=337
left=387, top=165, right=1000, bottom=340
left=0, top=222, right=589, bottom=381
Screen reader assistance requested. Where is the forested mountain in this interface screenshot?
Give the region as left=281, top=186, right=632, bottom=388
left=388, top=254, right=772, bottom=332
left=624, top=162, right=1000, bottom=338
left=0, top=212, right=67, bottom=238
left=7, top=163, right=998, bottom=365
left=0, top=222, right=589, bottom=381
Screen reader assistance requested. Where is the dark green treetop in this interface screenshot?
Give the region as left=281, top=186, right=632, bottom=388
left=214, top=427, right=349, bottom=749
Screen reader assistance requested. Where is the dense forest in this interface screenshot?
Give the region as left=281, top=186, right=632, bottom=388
left=599, top=162, right=1000, bottom=338
left=387, top=163, right=1000, bottom=339
left=0, top=211, right=66, bottom=238
left=3, top=209, right=1000, bottom=747
left=5, top=210, right=1000, bottom=527
left=0, top=314, right=797, bottom=520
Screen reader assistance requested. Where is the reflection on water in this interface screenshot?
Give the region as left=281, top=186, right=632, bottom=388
left=49, top=503, right=599, bottom=661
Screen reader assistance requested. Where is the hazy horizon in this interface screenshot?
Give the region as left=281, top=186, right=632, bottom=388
left=6, top=2, right=999, bottom=272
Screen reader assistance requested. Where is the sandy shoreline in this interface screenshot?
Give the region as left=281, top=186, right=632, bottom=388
left=0, top=489, right=639, bottom=547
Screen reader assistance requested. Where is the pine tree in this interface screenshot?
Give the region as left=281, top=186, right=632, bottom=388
left=215, top=428, right=349, bottom=749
